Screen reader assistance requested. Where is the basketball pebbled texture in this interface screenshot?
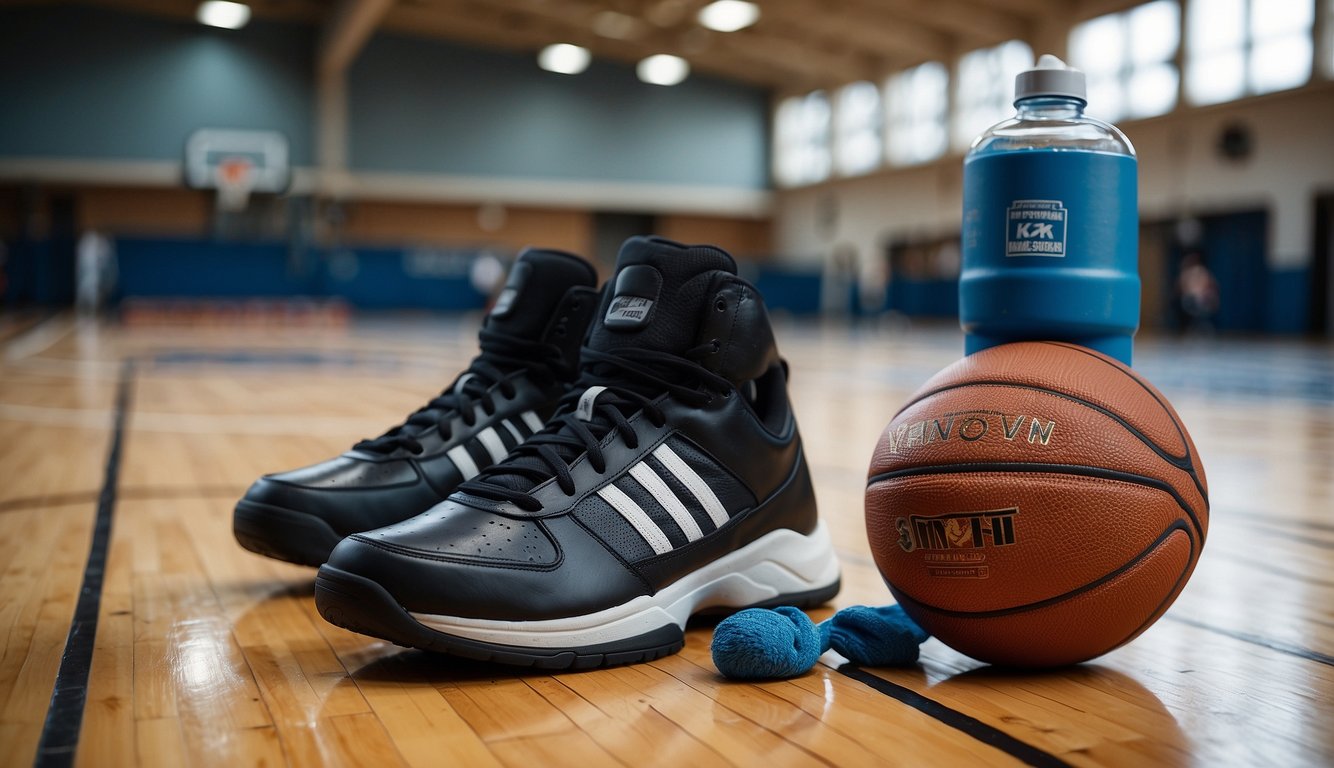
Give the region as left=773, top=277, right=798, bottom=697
left=865, top=341, right=1209, bottom=667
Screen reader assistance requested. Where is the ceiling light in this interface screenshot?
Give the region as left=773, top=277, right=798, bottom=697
left=697, top=0, right=759, bottom=32
left=538, top=43, right=591, bottom=75
left=637, top=54, right=690, bottom=86
left=196, top=0, right=251, bottom=29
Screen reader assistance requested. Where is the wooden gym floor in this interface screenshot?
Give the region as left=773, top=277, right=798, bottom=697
left=1, top=312, right=1331, bottom=767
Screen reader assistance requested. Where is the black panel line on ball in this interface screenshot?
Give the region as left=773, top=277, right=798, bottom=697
left=890, top=522, right=1194, bottom=620
left=1163, top=615, right=1334, bottom=667
left=1115, top=536, right=1198, bottom=649
left=1038, top=341, right=1195, bottom=458
left=836, top=666, right=1074, bottom=768
left=867, top=462, right=1205, bottom=542
left=34, top=359, right=133, bottom=768
left=893, top=377, right=1208, bottom=508
left=1035, top=339, right=1209, bottom=508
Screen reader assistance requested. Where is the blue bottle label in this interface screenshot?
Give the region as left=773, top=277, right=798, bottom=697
left=960, top=149, right=1139, bottom=364
left=1006, top=200, right=1067, bottom=256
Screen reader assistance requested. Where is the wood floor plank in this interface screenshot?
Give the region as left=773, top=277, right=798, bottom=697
left=350, top=676, right=503, bottom=768
left=603, top=661, right=832, bottom=767
left=135, top=717, right=189, bottom=768
left=2, top=318, right=1331, bottom=767
left=533, top=671, right=730, bottom=767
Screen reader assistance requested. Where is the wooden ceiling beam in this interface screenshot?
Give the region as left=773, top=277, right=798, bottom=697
left=396, top=0, right=874, bottom=87
left=841, top=0, right=1028, bottom=48
left=1073, top=0, right=1163, bottom=21
left=973, top=0, right=1065, bottom=16
left=382, top=2, right=806, bottom=87
left=752, top=3, right=948, bottom=67
left=320, top=0, right=397, bottom=76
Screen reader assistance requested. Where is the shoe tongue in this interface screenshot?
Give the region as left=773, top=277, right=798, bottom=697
left=485, top=248, right=597, bottom=340
left=588, top=236, right=737, bottom=355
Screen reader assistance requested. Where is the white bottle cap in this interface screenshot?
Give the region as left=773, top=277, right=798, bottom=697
left=1014, top=54, right=1086, bottom=104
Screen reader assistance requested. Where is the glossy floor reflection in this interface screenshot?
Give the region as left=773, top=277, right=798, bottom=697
left=0, top=314, right=1330, bottom=766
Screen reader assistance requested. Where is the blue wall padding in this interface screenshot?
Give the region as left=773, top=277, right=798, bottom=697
left=752, top=268, right=823, bottom=315
left=322, top=247, right=483, bottom=311
left=113, top=239, right=486, bottom=311
left=114, top=239, right=310, bottom=298
left=888, top=278, right=959, bottom=318
left=1265, top=267, right=1310, bottom=334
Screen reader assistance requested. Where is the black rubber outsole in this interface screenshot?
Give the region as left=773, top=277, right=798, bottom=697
left=233, top=500, right=345, bottom=567
left=314, top=564, right=841, bottom=670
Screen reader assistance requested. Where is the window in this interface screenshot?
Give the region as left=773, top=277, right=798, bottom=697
left=774, top=91, right=832, bottom=187
left=1326, top=0, right=1334, bottom=77
left=1187, top=0, right=1314, bottom=105
left=885, top=61, right=949, bottom=166
left=1069, top=1, right=1180, bottom=122
left=953, top=40, right=1033, bottom=151
left=834, top=82, right=882, bottom=177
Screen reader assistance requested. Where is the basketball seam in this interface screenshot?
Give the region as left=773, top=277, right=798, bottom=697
left=1036, top=340, right=1208, bottom=504
left=1112, top=538, right=1199, bottom=652
left=889, top=520, right=1195, bottom=620
left=866, top=462, right=1205, bottom=542
left=890, top=379, right=1209, bottom=510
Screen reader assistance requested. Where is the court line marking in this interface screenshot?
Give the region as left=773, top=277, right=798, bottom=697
left=1164, top=615, right=1334, bottom=667
left=836, top=665, right=1073, bottom=768
left=0, top=485, right=248, bottom=516
left=33, top=359, right=132, bottom=768
left=0, top=311, right=59, bottom=345
left=0, top=402, right=387, bottom=435
left=3, top=313, right=71, bottom=362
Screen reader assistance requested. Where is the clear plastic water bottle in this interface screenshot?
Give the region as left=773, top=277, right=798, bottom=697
left=959, top=54, right=1139, bottom=365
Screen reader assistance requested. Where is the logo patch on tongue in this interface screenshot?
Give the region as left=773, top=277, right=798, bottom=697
left=604, top=264, right=662, bottom=329
left=490, top=261, right=531, bottom=319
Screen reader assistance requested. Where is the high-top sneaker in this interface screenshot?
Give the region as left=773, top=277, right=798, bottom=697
left=315, top=236, right=840, bottom=668
left=233, top=248, right=600, bottom=566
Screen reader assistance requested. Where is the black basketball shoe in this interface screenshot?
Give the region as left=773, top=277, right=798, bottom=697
left=233, top=248, right=599, bottom=566
left=315, top=236, right=840, bottom=668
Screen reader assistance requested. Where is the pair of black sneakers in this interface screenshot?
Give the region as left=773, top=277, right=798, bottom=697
left=234, top=236, right=841, bottom=669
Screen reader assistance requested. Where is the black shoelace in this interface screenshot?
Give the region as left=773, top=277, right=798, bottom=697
left=353, top=328, right=565, bottom=456
left=457, top=343, right=733, bottom=511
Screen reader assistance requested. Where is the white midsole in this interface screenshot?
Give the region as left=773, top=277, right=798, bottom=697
left=409, top=521, right=841, bottom=649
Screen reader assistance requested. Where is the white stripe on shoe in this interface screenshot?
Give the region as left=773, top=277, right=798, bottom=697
left=597, top=484, right=672, bottom=555
left=500, top=419, right=525, bottom=445
left=652, top=444, right=729, bottom=528
left=475, top=426, right=508, bottom=463
left=629, top=462, right=703, bottom=541
left=446, top=444, right=480, bottom=480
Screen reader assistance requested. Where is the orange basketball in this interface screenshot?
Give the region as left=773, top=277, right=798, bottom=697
left=865, top=341, right=1209, bottom=667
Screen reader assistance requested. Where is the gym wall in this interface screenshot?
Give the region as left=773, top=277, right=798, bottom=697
left=0, top=5, right=775, bottom=308
left=774, top=83, right=1334, bottom=333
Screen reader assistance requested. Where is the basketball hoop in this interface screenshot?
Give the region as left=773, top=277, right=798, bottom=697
left=215, top=156, right=255, bottom=212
